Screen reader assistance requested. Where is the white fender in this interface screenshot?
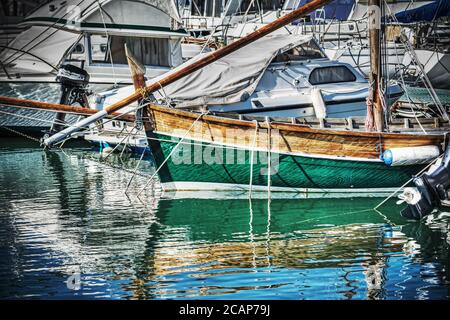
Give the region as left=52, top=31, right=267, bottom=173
left=382, top=146, right=440, bottom=166
left=311, top=87, right=326, bottom=119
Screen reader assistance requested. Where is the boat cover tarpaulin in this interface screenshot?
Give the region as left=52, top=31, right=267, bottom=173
left=395, top=0, right=450, bottom=23
left=150, top=34, right=314, bottom=108
left=292, top=0, right=354, bottom=21
left=0, top=26, right=81, bottom=74
left=350, top=1, right=435, bottom=20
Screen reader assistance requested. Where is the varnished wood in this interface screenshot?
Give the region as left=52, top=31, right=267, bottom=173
left=146, top=104, right=445, bottom=160
left=0, top=96, right=135, bottom=122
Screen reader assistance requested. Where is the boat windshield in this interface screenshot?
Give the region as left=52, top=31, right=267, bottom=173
left=91, top=35, right=171, bottom=67
left=309, top=66, right=356, bottom=85
left=273, top=39, right=326, bottom=62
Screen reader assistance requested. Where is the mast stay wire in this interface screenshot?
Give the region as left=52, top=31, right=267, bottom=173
left=97, top=0, right=118, bottom=86
left=383, top=0, right=448, bottom=120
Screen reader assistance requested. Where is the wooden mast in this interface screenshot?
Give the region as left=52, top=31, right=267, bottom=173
left=38, top=0, right=332, bottom=147
left=367, top=0, right=384, bottom=132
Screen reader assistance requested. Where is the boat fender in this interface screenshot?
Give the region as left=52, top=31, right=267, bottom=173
left=382, top=146, right=440, bottom=166
left=100, top=142, right=114, bottom=154
left=311, top=87, right=326, bottom=119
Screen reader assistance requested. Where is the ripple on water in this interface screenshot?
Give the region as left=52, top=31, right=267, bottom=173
left=0, top=139, right=449, bottom=299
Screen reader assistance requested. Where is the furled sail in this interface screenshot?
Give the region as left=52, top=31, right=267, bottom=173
left=154, top=34, right=314, bottom=108
left=102, top=34, right=314, bottom=109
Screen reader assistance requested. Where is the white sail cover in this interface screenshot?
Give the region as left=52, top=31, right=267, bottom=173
left=144, top=0, right=182, bottom=23
left=23, top=0, right=182, bottom=27
left=0, top=26, right=81, bottom=74
left=151, top=34, right=314, bottom=108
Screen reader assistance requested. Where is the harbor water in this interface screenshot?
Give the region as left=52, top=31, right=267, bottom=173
left=0, top=137, right=449, bottom=300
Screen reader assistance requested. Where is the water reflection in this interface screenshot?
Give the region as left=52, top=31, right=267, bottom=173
left=0, top=83, right=111, bottom=133
left=0, top=138, right=449, bottom=300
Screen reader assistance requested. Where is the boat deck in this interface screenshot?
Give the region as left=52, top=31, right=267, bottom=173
left=209, top=111, right=450, bottom=134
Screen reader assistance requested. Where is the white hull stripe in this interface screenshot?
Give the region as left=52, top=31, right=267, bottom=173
left=161, top=181, right=400, bottom=196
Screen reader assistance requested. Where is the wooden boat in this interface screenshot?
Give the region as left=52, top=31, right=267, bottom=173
left=144, top=104, right=444, bottom=193
left=0, top=0, right=447, bottom=195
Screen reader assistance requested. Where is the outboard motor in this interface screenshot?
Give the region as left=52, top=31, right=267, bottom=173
left=399, top=141, right=450, bottom=220
left=50, top=64, right=90, bottom=133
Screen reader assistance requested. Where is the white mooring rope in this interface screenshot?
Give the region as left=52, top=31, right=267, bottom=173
left=136, top=111, right=207, bottom=197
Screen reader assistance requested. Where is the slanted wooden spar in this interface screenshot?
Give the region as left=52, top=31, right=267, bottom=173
left=37, top=0, right=332, bottom=147
left=0, top=96, right=135, bottom=122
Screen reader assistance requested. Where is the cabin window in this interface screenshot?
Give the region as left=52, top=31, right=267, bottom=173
left=309, top=66, right=356, bottom=85
left=91, top=35, right=170, bottom=67
left=273, top=40, right=325, bottom=62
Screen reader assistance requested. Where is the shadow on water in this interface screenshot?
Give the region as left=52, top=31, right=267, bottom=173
left=0, top=138, right=449, bottom=299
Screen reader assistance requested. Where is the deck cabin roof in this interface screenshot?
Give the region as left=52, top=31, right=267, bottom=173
left=20, top=0, right=188, bottom=38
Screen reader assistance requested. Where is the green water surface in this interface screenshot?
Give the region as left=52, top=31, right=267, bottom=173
left=0, top=138, right=449, bottom=300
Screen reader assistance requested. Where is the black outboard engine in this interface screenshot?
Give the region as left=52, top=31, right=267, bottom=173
left=50, top=64, right=90, bottom=133
left=400, top=141, right=450, bottom=220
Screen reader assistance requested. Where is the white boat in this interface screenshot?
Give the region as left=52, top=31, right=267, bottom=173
left=0, top=0, right=188, bottom=85
left=324, top=40, right=407, bottom=79
left=0, top=1, right=50, bottom=48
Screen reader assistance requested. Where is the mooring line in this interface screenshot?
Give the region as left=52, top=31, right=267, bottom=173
left=248, top=120, right=258, bottom=199
left=100, top=126, right=137, bottom=162
left=0, top=125, right=41, bottom=143
left=124, top=147, right=147, bottom=195
left=266, top=117, right=272, bottom=202
left=296, top=208, right=374, bottom=225
left=136, top=111, right=206, bottom=197
left=248, top=198, right=257, bottom=270
left=373, top=154, right=444, bottom=210
left=265, top=198, right=272, bottom=269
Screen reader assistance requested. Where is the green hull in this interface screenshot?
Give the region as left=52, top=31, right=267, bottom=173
left=149, top=133, right=424, bottom=191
